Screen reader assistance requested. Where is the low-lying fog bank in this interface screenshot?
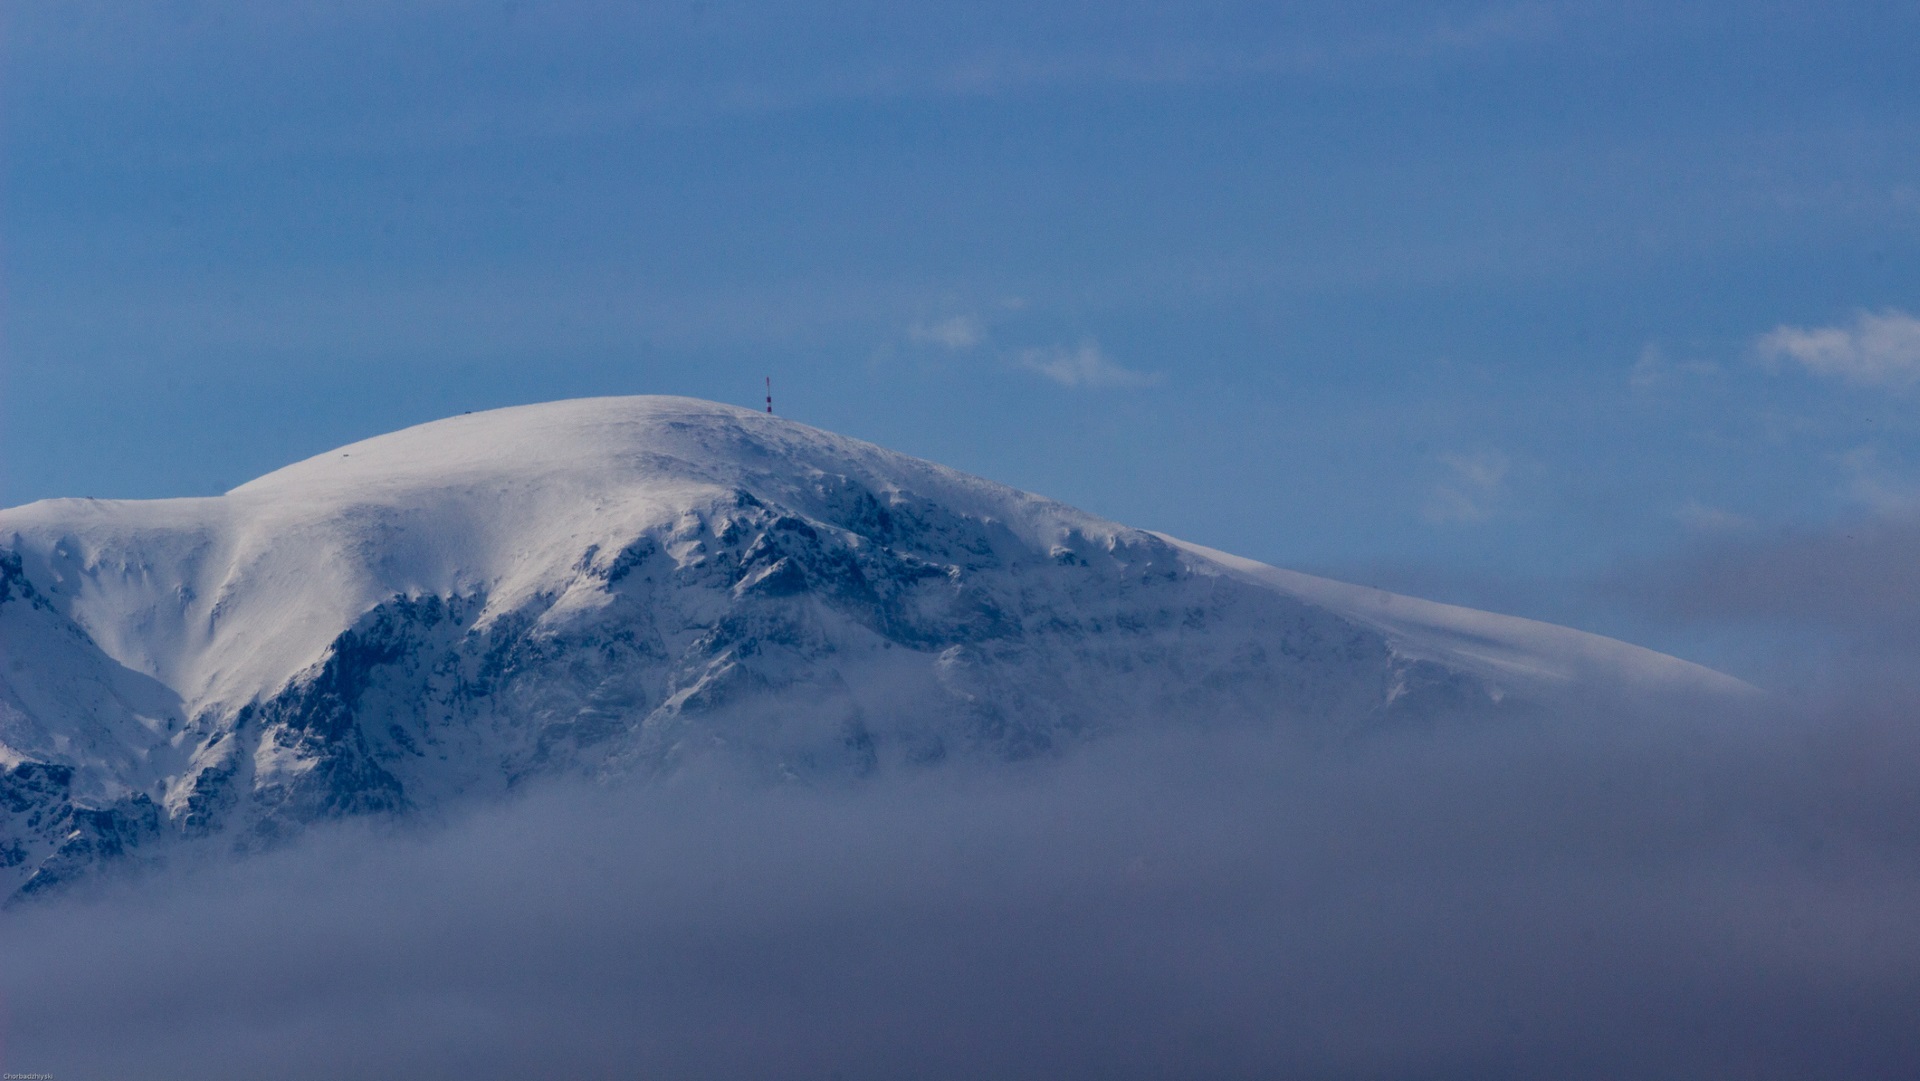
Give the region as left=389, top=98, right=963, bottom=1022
left=4, top=687, right=1918, bottom=1080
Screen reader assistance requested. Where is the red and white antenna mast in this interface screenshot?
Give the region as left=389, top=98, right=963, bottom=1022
left=765, top=376, right=773, bottom=414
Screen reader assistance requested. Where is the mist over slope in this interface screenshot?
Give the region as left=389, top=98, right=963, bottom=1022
left=0, top=397, right=1747, bottom=898
left=6, top=694, right=1919, bottom=1081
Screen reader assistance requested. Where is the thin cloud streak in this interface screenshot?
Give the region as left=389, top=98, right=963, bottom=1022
left=1425, top=450, right=1511, bottom=523
left=1015, top=342, right=1160, bottom=388
left=1625, top=514, right=1920, bottom=646
left=1, top=2, right=1566, bottom=165
left=1603, top=503, right=1920, bottom=691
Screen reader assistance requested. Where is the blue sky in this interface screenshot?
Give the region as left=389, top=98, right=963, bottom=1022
left=4, top=1, right=1918, bottom=677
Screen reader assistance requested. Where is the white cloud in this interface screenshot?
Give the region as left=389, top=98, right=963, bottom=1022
left=1424, top=451, right=1510, bottom=524
left=1755, top=308, right=1920, bottom=388
left=1015, top=341, right=1160, bottom=388
left=908, top=315, right=985, bottom=351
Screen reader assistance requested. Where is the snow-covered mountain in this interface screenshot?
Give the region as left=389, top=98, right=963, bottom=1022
left=0, top=396, right=1750, bottom=899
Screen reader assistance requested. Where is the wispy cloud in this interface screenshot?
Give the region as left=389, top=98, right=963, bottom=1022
left=1755, top=308, right=1920, bottom=388
left=907, top=315, right=985, bottom=351
left=1015, top=342, right=1160, bottom=389
left=1838, top=446, right=1920, bottom=517
left=1629, top=343, right=1719, bottom=392
left=1425, top=451, right=1510, bottom=523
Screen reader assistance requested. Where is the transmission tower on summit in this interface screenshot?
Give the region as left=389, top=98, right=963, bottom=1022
left=765, top=377, right=773, bottom=414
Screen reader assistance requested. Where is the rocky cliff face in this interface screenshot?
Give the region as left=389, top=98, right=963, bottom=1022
left=0, top=397, right=1744, bottom=900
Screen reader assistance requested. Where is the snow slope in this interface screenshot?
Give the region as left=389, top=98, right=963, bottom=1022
left=0, top=396, right=1752, bottom=898
left=1166, top=539, right=1751, bottom=706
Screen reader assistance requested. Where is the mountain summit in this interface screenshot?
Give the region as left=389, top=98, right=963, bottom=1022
left=0, top=396, right=1748, bottom=898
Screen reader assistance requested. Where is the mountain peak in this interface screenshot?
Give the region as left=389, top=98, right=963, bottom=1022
left=0, top=396, right=1754, bottom=900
